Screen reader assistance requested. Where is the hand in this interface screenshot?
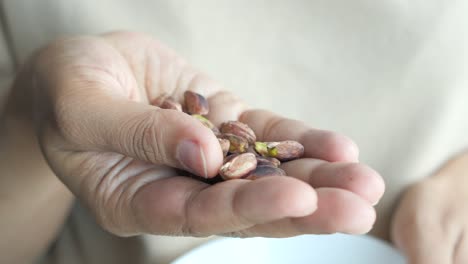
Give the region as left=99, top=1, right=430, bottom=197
left=391, top=153, right=468, bottom=264
left=25, top=31, right=384, bottom=237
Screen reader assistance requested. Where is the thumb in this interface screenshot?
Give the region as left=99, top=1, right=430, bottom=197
left=56, top=93, right=223, bottom=178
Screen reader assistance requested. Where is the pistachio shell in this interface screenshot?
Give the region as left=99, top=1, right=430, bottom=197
left=218, top=138, right=230, bottom=157
left=245, top=165, right=286, bottom=180
left=184, top=91, right=209, bottom=115
left=254, top=141, right=304, bottom=161
left=219, top=153, right=257, bottom=180
left=221, top=133, right=249, bottom=154
left=151, top=94, right=182, bottom=111
left=220, top=121, right=256, bottom=144
left=256, top=156, right=281, bottom=167
left=192, top=114, right=219, bottom=134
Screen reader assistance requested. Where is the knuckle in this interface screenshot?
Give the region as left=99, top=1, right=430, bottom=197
left=127, top=110, right=167, bottom=164
left=262, top=116, right=287, bottom=140
left=180, top=186, right=214, bottom=237
left=319, top=132, right=346, bottom=150
left=314, top=131, right=358, bottom=161
left=52, top=93, right=97, bottom=148
left=337, top=163, right=363, bottom=180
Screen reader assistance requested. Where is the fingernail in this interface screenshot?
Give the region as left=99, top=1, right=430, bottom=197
left=176, top=139, right=208, bottom=178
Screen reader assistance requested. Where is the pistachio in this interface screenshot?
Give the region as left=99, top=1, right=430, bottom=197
left=223, top=153, right=238, bottom=163
left=218, top=138, right=230, bottom=157
left=151, top=94, right=182, bottom=111
left=245, top=165, right=286, bottom=180
left=267, top=141, right=304, bottom=161
left=184, top=91, right=209, bottom=115
left=254, top=142, right=269, bottom=156
left=192, top=114, right=220, bottom=134
left=256, top=156, right=281, bottom=168
left=221, top=133, right=249, bottom=154
left=254, top=141, right=304, bottom=161
left=220, top=121, right=256, bottom=144
left=174, top=90, right=306, bottom=182
left=219, top=153, right=257, bottom=180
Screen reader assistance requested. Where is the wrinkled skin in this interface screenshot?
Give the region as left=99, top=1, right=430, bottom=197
left=13, top=31, right=385, bottom=238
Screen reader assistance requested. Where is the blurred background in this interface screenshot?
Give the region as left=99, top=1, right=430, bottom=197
left=1, top=1, right=467, bottom=263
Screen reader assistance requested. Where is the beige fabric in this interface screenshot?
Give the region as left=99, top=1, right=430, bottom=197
left=0, top=10, right=14, bottom=106
left=0, top=0, right=467, bottom=263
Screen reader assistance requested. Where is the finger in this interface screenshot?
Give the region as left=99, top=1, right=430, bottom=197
left=239, top=109, right=359, bottom=162
left=130, top=176, right=317, bottom=236
left=281, top=159, right=385, bottom=204
left=36, top=35, right=225, bottom=178
left=101, top=31, right=223, bottom=101
left=224, top=188, right=376, bottom=237
left=53, top=92, right=223, bottom=178
left=205, top=91, right=249, bottom=126
left=206, top=96, right=359, bottom=163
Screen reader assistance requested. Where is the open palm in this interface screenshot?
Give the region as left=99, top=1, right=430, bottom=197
left=31, top=31, right=384, bottom=237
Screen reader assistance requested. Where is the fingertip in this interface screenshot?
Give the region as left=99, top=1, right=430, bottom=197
left=316, top=132, right=359, bottom=162
left=300, top=188, right=376, bottom=235
left=340, top=163, right=386, bottom=205
left=199, top=135, right=225, bottom=178
left=236, top=177, right=318, bottom=223
left=173, top=114, right=223, bottom=178
left=326, top=189, right=376, bottom=235
left=331, top=135, right=360, bottom=162
left=176, top=138, right=223, bottom=179
left=371, top=172, right=385, bottom=206
left=349, top=205, right=376, bottom=234
left=343, top=137, right=360, bottom=162
left=272, top=177, right=318, bottom=217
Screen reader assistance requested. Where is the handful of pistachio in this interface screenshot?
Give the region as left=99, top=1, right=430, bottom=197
left=152, top=91, right=304, bottom=181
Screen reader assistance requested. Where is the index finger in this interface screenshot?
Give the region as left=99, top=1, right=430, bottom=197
left=239, top=109, right=359, bottom=162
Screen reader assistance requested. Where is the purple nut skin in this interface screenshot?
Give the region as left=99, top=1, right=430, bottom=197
left=218, top=138, right=230, bottom=157
left=244, top=165, right=286, bottom=180
left=220, top=133, right=249, bottom=154
left=255, top=141, right=304, bottom=161
left=151, top=94, right=183, bottom=111
left=256, top=156, right=281, bottom=168
left=220, top=121, right=256, bottom=144
left=184, top=91, right=209, bottom=115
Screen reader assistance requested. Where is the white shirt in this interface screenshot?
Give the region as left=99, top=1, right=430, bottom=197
left=0, top=1, right=466, bottom=263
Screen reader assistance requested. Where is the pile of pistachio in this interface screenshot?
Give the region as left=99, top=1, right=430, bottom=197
left=152, top=91, right=304, bottom=181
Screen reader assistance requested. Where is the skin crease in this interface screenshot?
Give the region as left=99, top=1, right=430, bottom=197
left=0, top=31, right=384, bottom=263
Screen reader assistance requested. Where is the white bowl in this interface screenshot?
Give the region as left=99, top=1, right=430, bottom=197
left=172, top=233, right=405, bottom=264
